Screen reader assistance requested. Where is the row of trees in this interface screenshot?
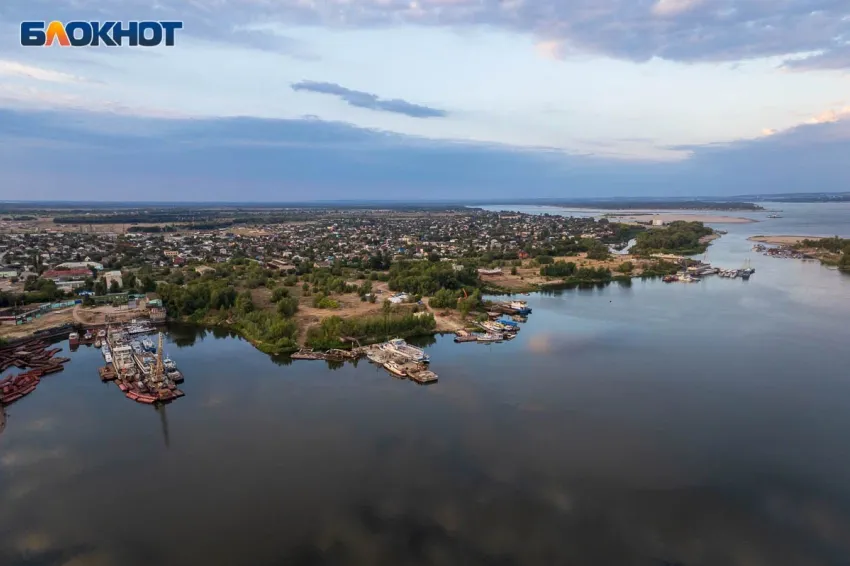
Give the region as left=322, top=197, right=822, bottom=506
left=306, top=312, right=436, bottom=350
left=539, top=261, right=613, bottom=282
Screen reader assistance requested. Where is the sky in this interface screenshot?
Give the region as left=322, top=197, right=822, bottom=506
left=0, top=0, right=848, bottom=201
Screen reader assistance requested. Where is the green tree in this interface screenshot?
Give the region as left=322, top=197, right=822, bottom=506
left=617, top=261, right=634, bottom=274
left=109, top=280, right=120, bottom=294
left=235, top=290, right=254, bottom=314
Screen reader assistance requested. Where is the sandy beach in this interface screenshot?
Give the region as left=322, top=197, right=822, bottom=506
left=748, top=235, right=823, bottom=245
left=607, top=212, right=757, bottom=224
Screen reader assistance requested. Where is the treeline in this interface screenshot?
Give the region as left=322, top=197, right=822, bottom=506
left=630, top=221, right=714, bottom=255
left=306, top=312, right=436, bottom=350
left=388, top=261, right=479, bottom=295
left=540, top=262, right=612, bottom=282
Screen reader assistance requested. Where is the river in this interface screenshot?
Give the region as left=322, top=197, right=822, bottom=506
left=1, top=204, right=850, bottom=565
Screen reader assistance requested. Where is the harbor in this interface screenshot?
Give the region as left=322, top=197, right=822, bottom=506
left=97, top=321, right=186, bottom=404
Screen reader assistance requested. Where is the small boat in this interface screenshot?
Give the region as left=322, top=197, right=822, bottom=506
left=104, top=353, right=113, bottom=364
left=383, top=361, right=407, bottom=377
left=477, top=334, right=502, bottom=343
left=68, top=332, right=79, bottom=346
left=409, top=370, right=438, bottom=384
left=84, top=330, right=93, bottom=341
left=97, top=329, right=106, bottom=338
left=94, top=339, right=102, bottom=348
left=142, top=338, right=155, bottom=352
left=163, top=357, right=177, bottom=370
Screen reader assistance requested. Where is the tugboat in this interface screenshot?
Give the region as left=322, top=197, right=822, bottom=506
left=68, top=332, right=79, bottom=347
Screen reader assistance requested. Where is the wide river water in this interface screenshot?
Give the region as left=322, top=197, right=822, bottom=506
left=2, top=203, right=850, bottom=565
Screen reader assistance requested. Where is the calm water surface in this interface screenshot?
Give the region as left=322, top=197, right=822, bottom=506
left=2, top=204, right=850, bottom=565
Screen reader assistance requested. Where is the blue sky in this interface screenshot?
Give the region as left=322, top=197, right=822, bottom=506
left=0, top=0, right=848, bottom=201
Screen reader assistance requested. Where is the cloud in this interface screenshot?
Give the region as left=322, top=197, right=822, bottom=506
left=291, top=81, right=448, bottom=118
left=0, top=107, right=848, bottom=201
left=2, top=0, right=846, bottom=68
left=0, top=60, right=86, bottom=83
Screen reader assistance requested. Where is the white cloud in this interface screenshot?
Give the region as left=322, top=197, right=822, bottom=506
left=0, top=60, right=87, bottom=83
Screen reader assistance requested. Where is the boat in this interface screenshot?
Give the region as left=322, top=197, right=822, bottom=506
left=68, top=332, right=79, bottom=346
left=383, top=338, right=429, bottom=363
left=104, top=353, right=113, bottom=364
left=409, top=370, right=438, bottom=384
left=142, top=338, right=155, bottom=352
left=767, top=214, right=782, bottom=218
left=477, top=334, right=502, bottom=343
left=94, top=339, right=102, bottom=348
left=97, top=329, right=106, bottom=338
left=662, top=275, right=678, bottom=283
left=84, top=330, right=93, bottom=341
left=383, top=361, right=407, bottom=377
left=163, top=357, right=177, bottom=371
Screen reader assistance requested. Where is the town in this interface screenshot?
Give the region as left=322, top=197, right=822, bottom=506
left=0, top=205, right=739, bottom=359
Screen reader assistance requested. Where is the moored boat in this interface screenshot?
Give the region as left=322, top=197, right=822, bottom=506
left=383, top=361, right=407, bottom=377
left=69, top=332, right=79, bottom=346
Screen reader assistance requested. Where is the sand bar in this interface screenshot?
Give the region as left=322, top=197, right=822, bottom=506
left=607, top=212, right=757, bottom=224
left=748, top=235, right=823, bottom=245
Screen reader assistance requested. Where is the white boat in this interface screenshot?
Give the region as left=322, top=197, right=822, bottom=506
left=477, top=334, right=502, bottom=343
left=383, top=361, right=407, bottom=377
left=104, top=353, right=113, bottom=364
left=164, top=357, right=177, bottom=370
left=97, top=329, right=106, bottom=338
left=142, top=338, right=155, bottom=352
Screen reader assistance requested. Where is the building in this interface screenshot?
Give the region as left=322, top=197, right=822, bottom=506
left=651, top=219, right=666, bottom=226
left=164, top=250, right=179, bottom=257
left=103, top=270, right=123, bottom=288
left=0, top=270, right=17, bottom=279
left=56, top=261, right=103, bottom=271
left=388, top=293, right=409, bottom=305
left=43, top=268, right=91, bottom=282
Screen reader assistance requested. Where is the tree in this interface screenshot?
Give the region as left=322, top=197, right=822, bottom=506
left=109, top=280, right=120, bottom=294
left=510, top=266, right=518, bottom=275
left=617, top=261, right=634, bottom=274
left=94, top=279, right=107, bottom=295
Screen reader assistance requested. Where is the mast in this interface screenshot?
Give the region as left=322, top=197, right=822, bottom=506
left=154, top=332, right=165, bottom=384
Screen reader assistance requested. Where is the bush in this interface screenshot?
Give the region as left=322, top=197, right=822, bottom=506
left=276, top=296, right=299, bottom=317
left=313, top=294, right=339, bottom=309
left=617, top=261, right=634, bottom=273
left=271, top=287, right=290, bottom=303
